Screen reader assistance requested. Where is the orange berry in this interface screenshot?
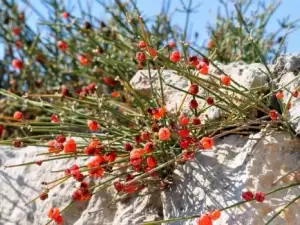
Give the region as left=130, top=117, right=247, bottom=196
left=111, top=91, right=119, bottom=97
left=153, top=107, right=166, bottom=119
left=197, top=61, right=209, bottom=75
left=78, top=55, right=89, bottom=66
left=197, top=214, right=212, bottom=225
left=209, top=210, right=221, bottom=220
left=158, top=127, right=171, bottom=141
left=276, top=90, right=284, bottom=99
left=64, top=138, right=77, bottom=153
left=48, top=207, right=60, bottom=219
left=13, top=111, right=23, bottom=120
left=207, top=40, right=215, bottom=49
left=147, top=47, right=157, bottom=57
left=200, top=137, right=214, bottom=149
left=220, top=74, right=231, bottom=86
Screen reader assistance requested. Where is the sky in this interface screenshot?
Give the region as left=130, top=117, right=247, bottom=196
left=1, top=0, right=300, bottom=59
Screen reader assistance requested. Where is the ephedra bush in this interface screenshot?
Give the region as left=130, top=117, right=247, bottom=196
left=0, top=0, right=300, bottom=225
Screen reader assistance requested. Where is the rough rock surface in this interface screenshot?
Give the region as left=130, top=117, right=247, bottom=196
left=0, top=145, right=161, bottom=225
left=162, top=132, right=300, bottom=225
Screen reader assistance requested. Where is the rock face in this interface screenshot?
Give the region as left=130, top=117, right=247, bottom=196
left=2, top=133, right=300, bottom=225
left=162, top=133, right=300, bottom=225
left=1, top=55, right=300, bottom=225
left=0, top=146, right=161, bottom=225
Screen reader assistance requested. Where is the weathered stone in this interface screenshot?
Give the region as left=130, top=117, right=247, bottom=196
left=162, top=133, right=300, bottom=225
left=0, top=146, right=160, bottom=225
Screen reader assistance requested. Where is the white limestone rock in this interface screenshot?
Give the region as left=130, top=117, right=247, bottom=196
left=0, top=145, right=161, bottom=225
left=278, top=73, right=300, bottom=134
left=162, top=133, right=300, bottom=225
left=209, top=61, right=270, bottom=91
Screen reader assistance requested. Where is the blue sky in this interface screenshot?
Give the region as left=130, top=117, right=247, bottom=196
left=1, top=0, right=300, bottom=59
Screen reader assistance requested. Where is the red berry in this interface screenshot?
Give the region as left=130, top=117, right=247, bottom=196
left=220, top=74, right=231, bottom=86
left=138, top=41, right=146, bottom=48
left=179, top=139, right=190, bottom=149
left=189, top=84, right=199, bottom=95
left=36, top=160, right=43, bottom=166
left=136, top=52, right=146, bottom=63
left=15, top=40, right=22, bottom=49
left=12, top=59, right=24, bottom=70
left=103, top=77, right=117, bottom=86
left=242, top=191, right=254, bottom=201
left=61, top=86, right=68, bottom=97
left=292, top=90, right=299, bottom=98
left=62, top=11, right=70, bottom=18
left=178, top=115, right=189, bottom=126
left=169, top=50, right=181, bottom=62
left=114, top=181, right=124, bottom=192
left=0, top=125, right=3, bottom=137
left=56, top=135, right=66, bottom=143
left=134, top=135, right=142, bottom=144
left=51, top=114, right=60, bottom=123
left=177, top=129, right=190, bottom=138
left=206, top=96, right=214, bottom=105
left=141, top=131, right=151, bottom=141
left=146, top=156, right=157, bottom=168
left=13, top=111, right=23, bottom=120
left=192, top=117, right=201, bottom=125
left=168, top=41, right=176, bottom=48
left=87, top=120, right=99, bottom=131
left=189, top=99, right=198, bottom=109
left=57, top=40, right=68, bottom=51
left=40, top=192, right=48, bottom=200
left=12, top=27, right=21, bottom=36
left=183, top=151, right=195, bottom=160
left=269, top=110, right=278, bottom=120
left=144, top=142, right=154, bottom=153
left=124, top=143, right=133, bottom=151
left=189, top=56, right=199, bottom=67
left=255, top=192, right=265, bottom=202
